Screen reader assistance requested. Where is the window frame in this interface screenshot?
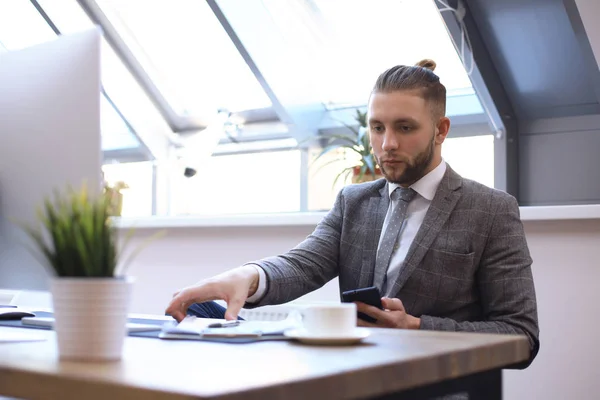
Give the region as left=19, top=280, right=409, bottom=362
left=26, top=0, right=156, bottom=164
left=77, top=0, right=282, bottom=132
left=21, top=0, right=508, bottom=216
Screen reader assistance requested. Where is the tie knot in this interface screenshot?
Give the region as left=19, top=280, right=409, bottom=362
left=392, top=187, right=417, bottom=203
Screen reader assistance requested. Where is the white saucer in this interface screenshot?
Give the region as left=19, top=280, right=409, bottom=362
left=284, top=328, right=370, bottom=345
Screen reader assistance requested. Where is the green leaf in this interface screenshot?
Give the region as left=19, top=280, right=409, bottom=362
left=357, top=126, right=367, bottom=147
left=355, top=109, right=368, bottom=128
left=330, top=116, right=361, bottom=137
left=19, top=224, right=59, bottom=275
left=313, top=135, right=359, bottom=152
left=93, top=195, right=106, bottom=275
left=304, top=107, right=380, bottom=190
left=312, top=144, right=350, bottom=164
left=363, top=155, right=377, bottom=175
left=73, top=222, right=93, bottom=276
left=332, top=166, right=354, bottom=189
left=15, top=183, right=135, bottom=278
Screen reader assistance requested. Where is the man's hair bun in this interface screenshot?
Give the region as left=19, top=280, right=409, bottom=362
left=415, top=59, right=437, bottom=71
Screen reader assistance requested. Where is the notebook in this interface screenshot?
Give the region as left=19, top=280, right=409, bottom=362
left=159, top=313, right=302, bottom=342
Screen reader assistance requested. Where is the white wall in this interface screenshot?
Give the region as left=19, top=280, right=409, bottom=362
left=122, top=218, right=600, bottom=400
left=503, top=219, right=600, bottom=400
left=124, top=225, right=340, bottom=315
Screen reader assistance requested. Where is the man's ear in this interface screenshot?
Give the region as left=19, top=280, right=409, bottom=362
left=435, top=117, right=451, bottom=144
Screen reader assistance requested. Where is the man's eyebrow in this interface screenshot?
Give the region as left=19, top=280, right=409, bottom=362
left=392, top=118, right=418, bottom=124
left=368, top=117, right=418, bottom=124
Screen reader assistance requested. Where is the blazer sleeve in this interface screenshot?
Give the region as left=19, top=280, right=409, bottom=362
left=419, top=194, right=540, bottom=367
left=243, top=187, right=345, bottom=308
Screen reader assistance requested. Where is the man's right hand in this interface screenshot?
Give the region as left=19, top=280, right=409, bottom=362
left=165, top=265, right=260, bottom=322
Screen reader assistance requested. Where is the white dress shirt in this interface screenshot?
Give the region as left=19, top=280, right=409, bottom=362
left=247, top=160, right=447, bottom=303
left=379, top=160, right=446, bottom=287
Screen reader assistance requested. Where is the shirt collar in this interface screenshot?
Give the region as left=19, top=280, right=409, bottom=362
left=388, top=160, right=447, bottom=201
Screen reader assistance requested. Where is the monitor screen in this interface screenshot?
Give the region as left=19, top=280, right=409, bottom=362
left=0, top=28, right=103, bottom=290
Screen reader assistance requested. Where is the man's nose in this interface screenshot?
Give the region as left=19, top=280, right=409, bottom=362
left=382, top=131, right=399, bottom=151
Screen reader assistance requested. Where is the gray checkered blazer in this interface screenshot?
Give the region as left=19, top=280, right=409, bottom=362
left=248, top=165, right=539, bottom=363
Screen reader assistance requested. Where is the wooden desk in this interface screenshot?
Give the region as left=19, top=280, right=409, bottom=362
left=0, top=326, right=529, bottom=400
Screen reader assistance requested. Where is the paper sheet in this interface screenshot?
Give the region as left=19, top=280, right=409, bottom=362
left=162, top=313, right=302, bottom=338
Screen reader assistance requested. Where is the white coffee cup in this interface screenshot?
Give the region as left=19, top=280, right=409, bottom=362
left=301, top=303, right=357, bottom=336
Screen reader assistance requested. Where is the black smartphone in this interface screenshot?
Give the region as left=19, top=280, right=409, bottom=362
left=341, top=286, right=383, bottom=323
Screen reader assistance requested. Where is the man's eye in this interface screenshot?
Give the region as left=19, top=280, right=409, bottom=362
left=400, top=125, right=412, bottom=132
left=372, top=126, right=384, bottom=133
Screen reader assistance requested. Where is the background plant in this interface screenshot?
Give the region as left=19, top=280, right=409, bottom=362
left=311, top=109, right=379, bottom=186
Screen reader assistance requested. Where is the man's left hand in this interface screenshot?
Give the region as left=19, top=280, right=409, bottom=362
left=356, top=297, right=421, bottom=329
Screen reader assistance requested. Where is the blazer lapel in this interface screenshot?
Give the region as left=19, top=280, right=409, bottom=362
left=359, top=183, right=390, bottom=289
left=385, top=166, right=463, bottom=297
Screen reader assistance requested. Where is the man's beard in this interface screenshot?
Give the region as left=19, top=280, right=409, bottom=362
left=378, top=133, right=436, bottom=186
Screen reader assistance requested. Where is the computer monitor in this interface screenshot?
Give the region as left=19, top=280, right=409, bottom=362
left=0, top=28, right=103, bottom=290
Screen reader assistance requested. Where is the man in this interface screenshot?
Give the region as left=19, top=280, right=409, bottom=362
left=166, top=59, right=539, bottom=364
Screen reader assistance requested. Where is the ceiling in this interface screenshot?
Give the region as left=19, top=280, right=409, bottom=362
left=468, top=0, right=600, bottom=120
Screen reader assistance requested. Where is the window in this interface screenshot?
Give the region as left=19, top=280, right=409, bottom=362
left=306, top=134, right=495, bottom=212
left=442, top=135, right=495, bottom=188
left=307, top=147, right=356, bottom=211
left=101, top=95, right=140, bottom=151
left=1, top=0, right=151, bottom=157
left=0, top=1, right=55, bottom=49
left=170, top=150, right=301, bottom=215
left=94, top=0, right=272, bottom=121
left=102, top=161, right=154, bottom=217
left=38, top=0, right=159, bottom=158
left=7, top=0, right=498, bottom=217
left=233, top=0, right=474, bottom=109
left=1, top=0, right=160, bottom=216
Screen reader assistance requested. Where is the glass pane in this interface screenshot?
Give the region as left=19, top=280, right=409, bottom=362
left=101, top=95, right=140, bottom=150
left=102, top=161, right=154, bottom=217
left=2, top=0, right=145, bottom=153
left=171, top=150, right=301, bottom=215
left=307, top=135, right=495, bottom=212
left=37, top=0, right=156, bottom=153
left=307, top=147, right=354, bottom=212
left=246, top=0, right=474, bottom=108
left=95, top=0, right=272, bottom=117
left=37, top=0, right=95, bottom=34
left=213, top=138, right=297, bottom=155
left=441, top=135, right=494, bottom=188
left=0, top=0, right=56, bottom=49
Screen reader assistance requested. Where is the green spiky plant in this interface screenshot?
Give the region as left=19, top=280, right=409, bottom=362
left=19, top=184, right=161, bottom=278
left=311, top=109, right=381, bottom=187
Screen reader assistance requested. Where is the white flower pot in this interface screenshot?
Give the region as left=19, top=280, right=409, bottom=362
left=50, top=277, right=133, bottom=361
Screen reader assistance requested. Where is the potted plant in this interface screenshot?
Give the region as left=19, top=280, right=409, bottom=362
left=18, top=183, right=160, bottom=361
left=311, top=109, right=384, bottom=186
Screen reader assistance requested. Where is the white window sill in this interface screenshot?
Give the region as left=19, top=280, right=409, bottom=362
left=112, top=204, right=600, bottom=229
left=113, top=212, right=328, bottom=229
left=518, top=204, right=600, bottom=221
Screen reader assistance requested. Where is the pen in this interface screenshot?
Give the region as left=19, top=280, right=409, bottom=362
left=207, top=320, right=241, bottom=328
